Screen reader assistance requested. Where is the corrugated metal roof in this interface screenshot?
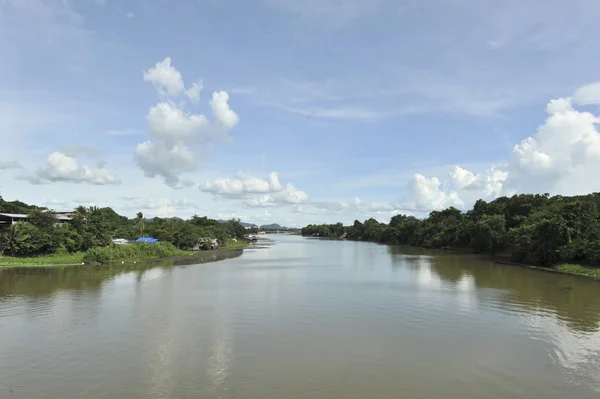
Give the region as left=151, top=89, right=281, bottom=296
left=0, top=213, right=28, bottom=218
left=0, top=213, right=71, bottom=220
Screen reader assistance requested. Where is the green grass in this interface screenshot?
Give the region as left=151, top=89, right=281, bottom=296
left=1, top=239, right=249, bottom=267
left=0, top=252, right=84, bottom=266
left=221, top=239, right=250, bottom=250
left=555, top=264, right=600, bottom=278
left=83, top=242, right=190, bottom=265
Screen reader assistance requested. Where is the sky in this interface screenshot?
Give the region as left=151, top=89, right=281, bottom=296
left=3, top=0, right=600, bottom=227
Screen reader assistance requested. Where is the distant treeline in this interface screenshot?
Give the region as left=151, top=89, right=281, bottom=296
left=0, top=196, right=247, bottom=258
left=301, top=193, right=600, bottom=267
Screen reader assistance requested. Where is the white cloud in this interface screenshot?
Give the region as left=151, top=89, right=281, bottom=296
left=449, top=166, right=476, bottom=190
left=572, top=82, right=600, bottom=106
left=94, top=0, right=107, bottom=6
left=136, top=58, right=239, bottom=187
left=28, top=152, right=120, bottom=185
left=146, top=102, right=210, bottom=144
left=201, top=172, right=309, bottom=207
left=409, top=174, right=463, bottom=210
left=272, top=184, right=309, bottom=204
left=410, top=82, right=600, bottom=211
left=126, top=12, right=135, bottom=19
left=185, top=80, right=203, bottom=103
left=245, top=184, right=310, bottom=207
left=211, top=91, right=240, bottom=131
left=0, top=160, right=23, bottom=170
left=59, top=145, right=101, bottom=158
left=200, top=172, right=283, bottom=196
left=135, top=141, right=197, bottom=187
left=143, top=57, right=184, bottom=97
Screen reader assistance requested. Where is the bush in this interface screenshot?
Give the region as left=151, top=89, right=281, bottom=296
left=83, top=242, right=181, bottom=264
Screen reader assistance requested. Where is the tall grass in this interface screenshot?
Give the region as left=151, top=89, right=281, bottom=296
left=83, top=242, right=187, bottom=265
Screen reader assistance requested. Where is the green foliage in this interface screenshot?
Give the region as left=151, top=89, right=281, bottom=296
left=83, top=242, right=185, bottom=264
left=302, top=193, right=600, bottom=268
left=1, top=197, right=251, bottom=261
left=0, top=195, right=39, bottom=214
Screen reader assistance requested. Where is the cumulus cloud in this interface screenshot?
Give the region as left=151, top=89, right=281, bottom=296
left=143, top=57, right=184, bottom=97
left=0, top=160, right=23, bottom=170
left=211, top=91, right=240, bottom=131
left=185, top=80, right=203, bottom=103
left=136, top=58, right=239, bottom=187
left=28, top=152, right=120, bottom=185
left=200, top=172, right=309, bottom=206
left=135, top=141, right=197, bottom=187
left=410, top=82, right=600, bottom=211
left=200, top=172, right=282, bottom=196
left=146, top=102, right=210, bottom=144
left=245, top=184, right=310, bottom=207
left=410, top=174, right=463, bottom=210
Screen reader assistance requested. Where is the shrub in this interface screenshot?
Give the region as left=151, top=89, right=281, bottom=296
left=83, top=242, right=181, bottom=264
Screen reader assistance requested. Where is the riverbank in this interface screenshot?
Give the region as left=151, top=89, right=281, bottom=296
left=495, top=260, right=600, bottom=280
left=0, top=240, right=251, bottom=267
left=0, top=252, right=85, bottom=267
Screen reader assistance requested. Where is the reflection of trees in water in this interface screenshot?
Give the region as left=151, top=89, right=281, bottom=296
left=388, top=245, right=600, bottom=392
left=0, top=251, right=242, bottom=299
left=387, top=245, right=600, bottom=334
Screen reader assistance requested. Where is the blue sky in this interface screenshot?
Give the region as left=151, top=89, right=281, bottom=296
left=2, top=0, right=600, bottom=226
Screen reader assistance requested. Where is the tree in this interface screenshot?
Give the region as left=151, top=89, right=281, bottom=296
left=134, top=212, right=146, bottom=236
left=0, top=224, right=31, bottom=256
left=471, top=215, right=507, bottom=254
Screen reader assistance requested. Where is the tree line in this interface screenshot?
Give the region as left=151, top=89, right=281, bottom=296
left=0, top=196, right=247, bottom=257
left=302, top=193, right=600, bottom=267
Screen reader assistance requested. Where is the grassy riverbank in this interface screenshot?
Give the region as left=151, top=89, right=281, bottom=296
left=222, top=239, right=251, bottom=249
left=0, top=252, right=85, bottom=266
left=555, top=264, right=600, bottom=279
left=0, top=240, right=251, bottom=267
left=83, top=242, right=188, bottom=264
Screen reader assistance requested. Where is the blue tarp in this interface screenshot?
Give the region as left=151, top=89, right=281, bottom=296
left=135, top=237, right=159, bottom=243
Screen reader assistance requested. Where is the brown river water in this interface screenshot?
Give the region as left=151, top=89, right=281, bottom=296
left=1, top=235, right=599, bottom=398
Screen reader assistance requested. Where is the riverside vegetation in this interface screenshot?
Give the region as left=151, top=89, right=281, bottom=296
left=302, top=193, right=600, bottom=278
left=0, top=196, right=249, bottom=266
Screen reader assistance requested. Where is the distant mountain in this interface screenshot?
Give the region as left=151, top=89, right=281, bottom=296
left=217, top=219, right=256, bottom=228
left=260, top=223, right=282, bottom=230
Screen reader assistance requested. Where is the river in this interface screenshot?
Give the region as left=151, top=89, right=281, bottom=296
left=1, top=235, right=599, bottom=398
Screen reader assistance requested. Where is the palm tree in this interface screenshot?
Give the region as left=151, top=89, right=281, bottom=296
left=134, top=212, right=146, bottom=236
left=1, top=224, right=30, bottom=256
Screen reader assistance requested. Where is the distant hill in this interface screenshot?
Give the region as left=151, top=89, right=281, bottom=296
left=161, top=217, right=184, bottom=222
left=217, top=219, right=256, bottom=228
left=260, top=223, right=282, bottom=230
